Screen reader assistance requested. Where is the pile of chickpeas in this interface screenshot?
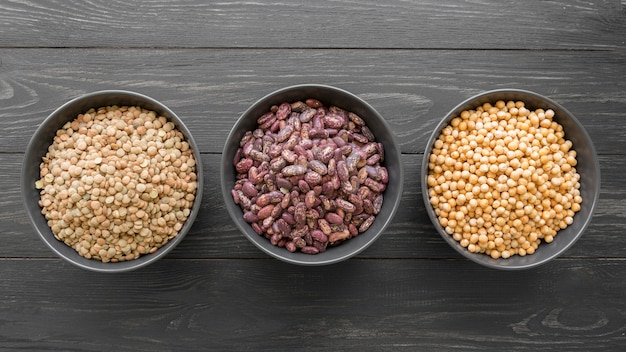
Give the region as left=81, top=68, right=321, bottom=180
left=36, top=105, right=198, bottom=263
left=426, top=100, right=582, bottom=259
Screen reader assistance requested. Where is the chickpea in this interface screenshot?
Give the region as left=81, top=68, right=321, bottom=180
left=428, top=101, right=582, bottom=259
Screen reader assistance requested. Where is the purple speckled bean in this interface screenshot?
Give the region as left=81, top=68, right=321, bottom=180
left=282, top=164, right=307, bottom=177
left=301, top=246, right=319, bottom=254
left=232, top=99, right=389, bottom=255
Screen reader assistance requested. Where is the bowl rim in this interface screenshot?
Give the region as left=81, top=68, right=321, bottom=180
left=421, top=88, right=601, bottom=270
left=21, top=89, right=204, bottom=273
left=221, top=84, right=404, bottom=265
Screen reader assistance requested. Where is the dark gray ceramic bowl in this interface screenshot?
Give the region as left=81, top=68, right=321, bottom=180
left=221, top=84, right=403, bottom=265
left=21, top=90, right=204, bottom=273
left=422, top=89, right=600, bottom=270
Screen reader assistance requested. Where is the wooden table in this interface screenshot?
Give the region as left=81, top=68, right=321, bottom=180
left=1, top=1, right=625, bottom=350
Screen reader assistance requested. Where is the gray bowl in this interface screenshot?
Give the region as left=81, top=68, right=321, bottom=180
left=21, top=90, right=204, bottom=273
left=421, top=89, right=600, bottom=270
left=221, top=84, right=404, bottom=265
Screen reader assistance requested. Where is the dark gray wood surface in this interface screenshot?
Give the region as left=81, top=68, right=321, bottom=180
left=1, top=1, right=625, bottom=351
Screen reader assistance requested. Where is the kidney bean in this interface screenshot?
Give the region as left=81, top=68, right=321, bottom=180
left=336, top=161, right=349, bottom=182
left=324, top=113, right=345, bottom=129
left=352, top=133, right=369, bottom=144
left=361, top=126, right=375, bottom=142
left=276, top=102, right=291, bottom=120
left=335, top=199, right=356, bottom=213
left=258, top=204, right=275, bottom=220
left=236, top=190, right=252, bottom=209
left=298, top=108, right=316, bottom=123
left=262, top=215, right=275, bottom=229
left=270, top=157, right=287, bottom=172
left=285, top=241, right=297, bottom=252
left=316, top=195, right=328, bottom=209
left=359, top=215, right=375, bottom=232
left=363, top=199, right=375, bottom=215
left=231, top=189, right=241, bottom=205
left=308, top=160, right=328, bottom=175
left=362, top=142, right=379, bottom=158
left=366, top=154, right=381, bottom=166
left=358, top=167, right=369, bottom=184
left=258, top=112, right=276, bottom=125
left=313, top=240, right=327, bottom=253
left=301, top=246, right=319, bottom=254
left=325, top=212, right=343, bottom=225
left=252, top=222, right=263, bottom=235
left=276, top=218, right=291, bottom=237
left=322, top=181, right=334, bottom=197
left=318, top=218, right=332, bottom=235
left=273, top=128, right=291, bottom=147
left=282, top=212, right=296, bottom=226
left=364, top=177, right=386, bottom=193
left=259, top=117, right=276, bottom=131
left=316, top=145, right=334, bottom=163
left=327, top=158, right=336, bottom=176
left=236, top=158, right=253, bottom=174
left=271, top=204, right=283, bottom=219
left=329, top=230, right=350, bottom=244
left=289, top=226, right=305, bottom=240
left=306, top=99, right=323, bottom=108
left=306, top=207, right=321, bottom=221
left=293, top=236, right=306, bottom=249
left=294, top=202, right=307, bottom=225
left=269, top=120, right=281, bottom=133
left=270, top=233, right=282, bottom=246
left=232, top=99, right=390, bottom=255
left=311, top=229, right=328, bottom=243
left=304, top=231, right=313, bottom=246
left=298, top=179, right=310, bottom=193
left=373, top=194, right=384, bottom=214
left=345, top=153, right=361, bottom=172
left=264, top=173, right=277, bottom=192
left=276, top=176, right=293, bottom=190
left=282, top=164, right=307, bottom=177
left=341, top=180, right=355, bottom=194
left=304, top=190, right=317, bottom=209
left=281, top=149, right=297, bottom=163
left=284, top=133, right=299, bottom=150
left=281, top=192, right=291, bottom=209
left=332, top=136, right=346, bottom=148
left=348, top=223, right=359, bottom=237
left=378, top=166, right=389, bottom=183
left=243, top=211, right=259, bottom=223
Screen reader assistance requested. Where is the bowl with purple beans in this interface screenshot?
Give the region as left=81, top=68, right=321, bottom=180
left=221, top=84, right=403, bottom=265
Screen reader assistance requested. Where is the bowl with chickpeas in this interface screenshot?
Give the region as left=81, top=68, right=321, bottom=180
left=21, top=90, right=203, bottom=272
left=422, top=89, right=600, bottom=270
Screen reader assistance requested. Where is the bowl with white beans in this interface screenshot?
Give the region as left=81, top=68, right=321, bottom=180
left=422, top=89, right=600, bottom=270
left=21, top=90, right=203, bottom=272
left=221, top=84, right=403, bottom=265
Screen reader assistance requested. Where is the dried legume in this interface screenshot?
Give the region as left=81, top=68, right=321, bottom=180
left=233, top=100, right=389, bottom=254
left=37, top=105, right=198, bottom=263
left=427, top=100, right=582, bottom=259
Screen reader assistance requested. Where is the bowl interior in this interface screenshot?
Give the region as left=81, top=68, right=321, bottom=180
left=421, top=89, right=600, bottom=270
left=21, top=90, right=203, bottom=272
left=221, top=84, right=404, bottom=265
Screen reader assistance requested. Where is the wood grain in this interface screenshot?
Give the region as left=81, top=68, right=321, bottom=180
left=0, top=0, right=624, bottom=49
left=0, top=259, right=624, bottom=351
left=5, top=152, right=625, bottom=260
left=2, top=1, right=626, bottom=351
left=0, top=49, right=625, bottom=154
